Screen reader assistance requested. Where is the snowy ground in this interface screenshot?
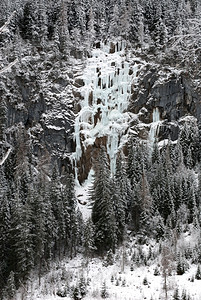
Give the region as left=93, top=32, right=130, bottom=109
left=18, top=244, right=201, bottom=300
left=75, top=168, right=94, bottom=220
left=15, top=163, right=201, bottom=300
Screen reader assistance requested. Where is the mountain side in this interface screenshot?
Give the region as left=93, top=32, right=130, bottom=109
left=0, top=1, right=201, bottom=299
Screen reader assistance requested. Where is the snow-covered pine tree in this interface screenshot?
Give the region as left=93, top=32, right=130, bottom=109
left=91, top=146, right=117, bottom=254
left=83, top=218, right=96, bottom=264
left=63, top=173, right=78, bottom=258
left=0, top=167, right=11, bottom=291
left=138, top=169, right=154, bottom=235
left=4, top=270, right=16, bottom=300
left=113, top=152, right=131, bottom=243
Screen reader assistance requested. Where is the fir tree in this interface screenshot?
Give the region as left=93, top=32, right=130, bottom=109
left=4, top=270, right=16, bottom=300
left=91, top=147, right=117, bottom=253
left=195, top=265, right=201, bottom=280
left=83, top=218, right=96, bottom=263
left=173, top=288, right=180, bottom=300
left=101, top=281, right=108, bottom=299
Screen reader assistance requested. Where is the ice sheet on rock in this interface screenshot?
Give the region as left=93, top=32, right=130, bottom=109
left=149, top=107, right=162, bottom=153
left=73, top=41, right=138, bottom=177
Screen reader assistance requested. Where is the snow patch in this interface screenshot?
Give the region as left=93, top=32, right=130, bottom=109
left=76, top=168, right=94, bottom=221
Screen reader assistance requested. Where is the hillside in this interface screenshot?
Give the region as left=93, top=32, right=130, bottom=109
left=0, top=1, right=201, bottom=300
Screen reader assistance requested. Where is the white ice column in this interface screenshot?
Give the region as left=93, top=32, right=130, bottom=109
left=149, top=107, right=161, bottom=152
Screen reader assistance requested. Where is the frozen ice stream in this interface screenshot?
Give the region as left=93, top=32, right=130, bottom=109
left=73, top=41, right=138, bottom=180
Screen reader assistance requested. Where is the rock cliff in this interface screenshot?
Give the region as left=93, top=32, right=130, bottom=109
left=0, top=44, right=200, bottom=180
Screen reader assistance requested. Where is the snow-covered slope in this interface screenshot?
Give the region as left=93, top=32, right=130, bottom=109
left=16, top=231, right=201, bottom=300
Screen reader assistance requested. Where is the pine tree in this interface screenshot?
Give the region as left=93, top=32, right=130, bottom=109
left=0, top=167, right=11, bottom=290
left=0, top=99, right=7, bottom=141
left=9, top=187, right=34, bottom=285
left=63, top=173, right=78, bottom=258
left=83, top=218, right=96, bottom=264
left=91, top=147, right=117, bottom=253
left=79, top=274, right=87, bottom=297
left=49, top=166, right=65, bottom=257
left=113, top=152, right=130, bottom=243
left=173, top=288, right=180, bottom=300
left=161, top=243, right=174, bottom=300
left=130, top=179, right=142, bottom=232
left=31, top=183, right=49, bottom=285
left=176, top=253, right=188, bottom=275
left=101, top=281, right=108, bottom=299
left=86, top=7, right=96, bottom=47
left=5, top=270, right=16, bottom=299
left=195, top=265, right=201, bottom=280
left=129, top=1, right=144, bottom=46
left=58, top=0, right=70, bottom=54
left=139, top=170, right=153, bottom=235
left=108, top=4, right=120, bottom=38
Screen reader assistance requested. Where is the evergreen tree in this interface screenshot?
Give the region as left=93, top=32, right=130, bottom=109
left=113, top=152, right=130, bottom=242
left=173, top=288, right=180, bottom=300
left=0, top=167, right=11, bottom=290
left=58, top=0, right=70, bottom=55
left=4, top=270, right=16, bottom=299
left=138, top=170, right=153, bottom=235
left=129, top=1, right=144, bottom=46
left=63, top=173, right=78, bottom=258
left=31, top=183, right=49, bottom=285
left=101, top=281, right=108, bottom=299
left=176, top=253, right=188, bottom=275
left=130, top=179, right=142, bottom=232
left=0, top=99, right=7, bottom=141
left=79, top=273, right=87, bottom=297
left=91, top=147, right=117, bottom=253
left=9, top=188, right=34, bottom=285
left=195, top=265, right=201, bottom=280
left=49, top=166, right=63, bottom=256
left=86, top=7, right=96, bottom=47
left=108, top=4, right=120, bottom=38
left=83, top=218, right=96, bottom=263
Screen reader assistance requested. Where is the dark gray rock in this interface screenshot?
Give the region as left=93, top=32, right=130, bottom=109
left=130, top=65, right=200, bottom=141
left=132, top=67, right=200, bottom=122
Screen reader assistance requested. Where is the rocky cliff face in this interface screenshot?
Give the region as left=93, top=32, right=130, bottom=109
left=132, top=65, right=200, bottom=122
left=129, top=63, right=200, bottom=143
left=0, top=43, right=200, bottom=179
left=0, top=51, right=75, bottom=173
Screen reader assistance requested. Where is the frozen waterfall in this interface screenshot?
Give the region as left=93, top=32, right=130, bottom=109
left=149, top=107, right=161, bottom=152
left=73, top=41, right=137, bottom=180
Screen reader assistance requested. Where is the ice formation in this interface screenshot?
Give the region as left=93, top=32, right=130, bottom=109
left=73, top=41, right=137, bottom=179
left=149, top=107, right=161, bottom=151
